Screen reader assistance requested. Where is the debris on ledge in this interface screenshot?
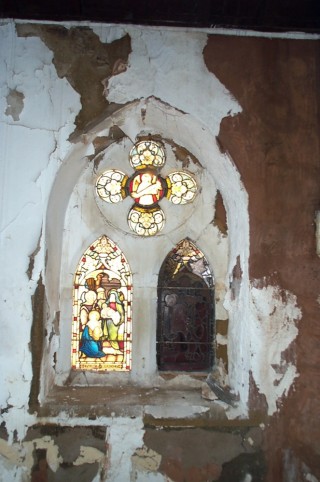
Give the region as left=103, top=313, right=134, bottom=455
left=202, top=373, right=239, bottom=407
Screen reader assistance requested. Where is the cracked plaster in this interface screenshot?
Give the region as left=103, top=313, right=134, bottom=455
left=0, top=20, right=79, bottom=441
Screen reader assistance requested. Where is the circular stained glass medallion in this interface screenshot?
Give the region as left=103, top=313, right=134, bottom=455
left=128, top=171, right=165, bottom=207
left=128, top=206, right=165, bottom=236
left=129, top=140, right=166, bottom=170
left=96, top=170, right=127, bottom=204
left=167, top=171, right=197, bottom=205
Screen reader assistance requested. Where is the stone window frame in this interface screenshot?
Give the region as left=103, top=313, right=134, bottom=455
left=42, top=98, right=250, bottom=416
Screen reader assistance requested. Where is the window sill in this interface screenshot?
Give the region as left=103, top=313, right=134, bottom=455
left=38, top=385, right=237, bottom=427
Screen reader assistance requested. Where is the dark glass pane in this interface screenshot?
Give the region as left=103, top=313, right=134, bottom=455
left=157, top=239, right=215, bottom=372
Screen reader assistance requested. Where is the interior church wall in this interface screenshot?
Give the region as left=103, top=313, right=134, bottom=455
left=0, top=19, right=319, bottom=482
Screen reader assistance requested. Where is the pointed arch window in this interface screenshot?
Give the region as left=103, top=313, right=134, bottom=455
left=157, top=239, right=215, bottom=372
left=71, top=235, right=132, bottom=372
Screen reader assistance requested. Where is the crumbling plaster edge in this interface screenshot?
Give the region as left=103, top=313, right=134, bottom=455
left=1, top=18, right=319, bottom=40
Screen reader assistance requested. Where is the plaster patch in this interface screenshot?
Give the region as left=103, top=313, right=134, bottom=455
left=5, top=88, right=24, bottom=121
left=106, top=417, right=145, bottom=482
left=73, top=445, right=105, bottom=465
left=0, top=439, right=21, bottom=465
left=131, top=446, right=162, bottom=472
left=0, top=435, right=61, bottom=473
left=216, top=333, right=228, bottom=345
left=250, top=284, right=301, bottom=415
left=23, top=436, right=62, bottom=472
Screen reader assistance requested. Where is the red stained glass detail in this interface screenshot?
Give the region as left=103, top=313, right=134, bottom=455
left=74, top=284, right=79, bottom=289
left=127, top=286, right=132, bottom=290
left=73, top=317, right=77, bottom=321
left=82, top=257, right=86, bottom=262
left=126, top=366, right=130, bottom=370
left=126, top=350, right=131, bottom=354
left=90, top=246, right=95, bottom=250
left=72, top=349, right=77, bottom=353
left=127, top=333, right=131, bottom=338
left=113, top=247, right=117, bottom=251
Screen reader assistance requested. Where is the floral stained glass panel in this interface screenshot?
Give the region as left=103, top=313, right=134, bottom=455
left=129, top=140, right=166, bottom=170
left=96, top=170, right=127, bottom=204
left=128, top=206, right=165, bottom=237
left=72, top=235, right=132, bottom=371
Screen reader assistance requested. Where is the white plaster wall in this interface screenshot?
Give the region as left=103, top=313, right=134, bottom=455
left=0, top=20, right=80, bottom=440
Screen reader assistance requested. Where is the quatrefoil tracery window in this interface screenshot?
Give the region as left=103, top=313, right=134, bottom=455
left=96, top=140, right=198, bottom=236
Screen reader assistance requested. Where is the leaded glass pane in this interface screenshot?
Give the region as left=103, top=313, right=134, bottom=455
left=128, top=206, right=165, bottom=236
left=129, top=140, right=166, bottom=169
left=167, top=172, right=197, bottom=205
left=128, top=171, right=165, bottom=206
left=96, top=170, right=127, bottom=203
left=157, top=239, right=214, bottom=371
left=72, top=235, right=132, bottom=371
left=95, top=139, right=198, bottom=236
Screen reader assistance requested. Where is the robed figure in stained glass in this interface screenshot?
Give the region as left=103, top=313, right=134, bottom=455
left=72, top=235, right=132, bottom=372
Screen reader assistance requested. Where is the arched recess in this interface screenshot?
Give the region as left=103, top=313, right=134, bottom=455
left=157, top=239, right=215, bottom=372
left=72, top=235, right=132, bottom=372
left=43, top=97, right=249, bottom=412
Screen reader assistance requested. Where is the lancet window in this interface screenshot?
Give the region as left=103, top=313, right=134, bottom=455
left=157, top=239, right=215, bottom=371
left=71, top=235, right=132, bottom=372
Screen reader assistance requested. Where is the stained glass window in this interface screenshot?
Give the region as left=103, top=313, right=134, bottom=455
left=128, top=206, right=165, bottom=237
left=96, top=170, right=127, bottom=204
left=167, top=172, right=197, bottom=205
left=129, top=140, right=166, bottom=169
left=72, top=235, right=132, bottom=372
left=96, top=139, right=197, bottom=236
left=157, top=239, right=214, bottom=371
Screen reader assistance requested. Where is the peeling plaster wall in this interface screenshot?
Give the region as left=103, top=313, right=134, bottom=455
left=0, top=20, right=80, bottom=428
left=0, top=18, right=319, bottom=482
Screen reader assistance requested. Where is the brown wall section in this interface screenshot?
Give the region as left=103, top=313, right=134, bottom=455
left=204, top=36, right=320, bottom=480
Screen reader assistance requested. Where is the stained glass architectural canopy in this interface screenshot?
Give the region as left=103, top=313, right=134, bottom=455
left=96, top=139, right=197, bottom=236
